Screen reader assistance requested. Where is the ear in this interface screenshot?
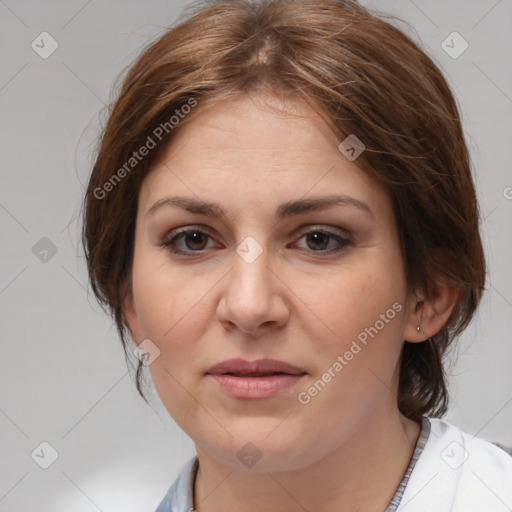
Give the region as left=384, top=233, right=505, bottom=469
left=123, top=292, right=142, bottom=343
left=403, top=269, right=460, bottom=343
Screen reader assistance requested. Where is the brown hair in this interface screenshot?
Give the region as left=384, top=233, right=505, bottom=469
left=82, top=0, right=486, bottom=421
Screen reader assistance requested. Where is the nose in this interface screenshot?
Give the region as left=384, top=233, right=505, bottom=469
left=216, top=246, right=290, bottom=335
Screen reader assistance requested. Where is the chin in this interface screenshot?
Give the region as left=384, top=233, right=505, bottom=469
left=200, top=431, right=317, bottom=473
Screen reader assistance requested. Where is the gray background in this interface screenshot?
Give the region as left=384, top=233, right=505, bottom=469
left=1, top=0, right=511, bottom=510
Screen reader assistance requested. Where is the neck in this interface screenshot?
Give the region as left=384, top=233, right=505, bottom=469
left=193, top=411, right=421, bottom=512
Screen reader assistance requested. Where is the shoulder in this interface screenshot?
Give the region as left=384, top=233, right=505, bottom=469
left=397, top=417, right=512, bottom=512
left=154, top=456, right=198, bottom=512
left=429, top=417, right=512, bottom=475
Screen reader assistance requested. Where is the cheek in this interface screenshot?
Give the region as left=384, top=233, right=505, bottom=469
left=295, top=254, right=406, bottom=367
left=131, top=251, right=213, bottom=375
left=131, top=248, right=206, bottom=338
left=133, top=260, right=210, bottom=427
left=292, top=265, right=406, bottom=430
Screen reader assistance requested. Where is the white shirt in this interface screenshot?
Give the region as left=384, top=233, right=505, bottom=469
left=154, top=417, right=512, bottom=512
left=396, top=417, right=512, bottom=511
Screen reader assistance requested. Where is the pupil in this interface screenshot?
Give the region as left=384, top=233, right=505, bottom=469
left=307, top=232, right=328, bottom=250
left=186, top=232, right=207, bottom=250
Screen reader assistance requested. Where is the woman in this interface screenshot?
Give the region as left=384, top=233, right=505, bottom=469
left=81, top=0, right=512, bottom=510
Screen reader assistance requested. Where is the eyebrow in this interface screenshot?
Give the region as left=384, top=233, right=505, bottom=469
left=146, top=194, right=374, bottom=220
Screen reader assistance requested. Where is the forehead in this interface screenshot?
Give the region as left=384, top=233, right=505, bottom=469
left=187, top=93, right=338, bottom=149
left=138, top=93, right=389, bottom=220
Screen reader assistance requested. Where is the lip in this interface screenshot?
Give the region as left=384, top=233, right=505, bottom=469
left=206, top=358, right=307, bottom=399
left=207, top=358, right=306, bottom=376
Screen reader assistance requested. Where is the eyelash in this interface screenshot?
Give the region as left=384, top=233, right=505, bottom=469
left=160, top=226, right=352, bottom=257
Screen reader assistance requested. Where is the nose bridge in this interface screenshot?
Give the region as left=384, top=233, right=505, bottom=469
left=231, top=238, right=273, bottom=305
left=219, top=236, right=287, bottom=332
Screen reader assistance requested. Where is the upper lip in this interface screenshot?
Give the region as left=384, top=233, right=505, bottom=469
left=206, top=358, right=306, bottom=376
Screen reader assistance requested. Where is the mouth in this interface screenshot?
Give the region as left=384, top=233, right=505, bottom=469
left=206, top=358, right=307, bottom=399
left=223, top=371, right=298, bottom=377
left=206, top=358, right=306, bottom=376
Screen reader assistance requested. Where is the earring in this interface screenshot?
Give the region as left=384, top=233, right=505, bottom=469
left=416, top=326, right=421, bottom=332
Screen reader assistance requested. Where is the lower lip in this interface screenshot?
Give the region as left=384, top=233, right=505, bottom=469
left=208, top=374, right=305, bottom=399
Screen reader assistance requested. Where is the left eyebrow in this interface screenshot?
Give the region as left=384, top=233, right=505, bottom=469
left=277, top=194, right=374, bottom=219
left=146, top=194, right=374, bottom=220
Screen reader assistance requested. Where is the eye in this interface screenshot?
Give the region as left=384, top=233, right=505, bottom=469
left=161, top=228, right=216, bottom=256
left=161, top=226, right=352, bottom=257
left=292, top=228, right=352, bottom=254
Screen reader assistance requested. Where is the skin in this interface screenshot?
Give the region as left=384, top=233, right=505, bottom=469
left=124, top=92, right=459, bottom=512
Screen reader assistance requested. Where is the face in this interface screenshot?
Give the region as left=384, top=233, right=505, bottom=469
left=124, top=93, right=416, bottom=472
